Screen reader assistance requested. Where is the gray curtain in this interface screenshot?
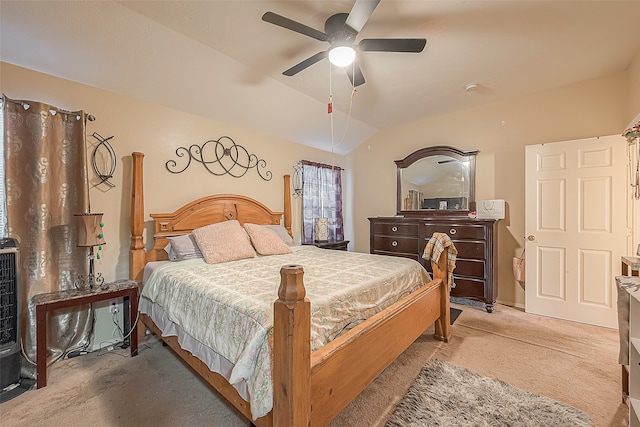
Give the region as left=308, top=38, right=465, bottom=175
left=301, top=160, right=344, bottom=244
left=2, top=96, right=92, bottom=377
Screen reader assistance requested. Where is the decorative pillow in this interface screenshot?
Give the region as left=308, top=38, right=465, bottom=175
left=244, top=223, right=292, bottom=255
left=192, top=220, right=256, bottom=264
left=262, top=224, right=295, bottom=245
left=166, top=234, right=203, bottom=261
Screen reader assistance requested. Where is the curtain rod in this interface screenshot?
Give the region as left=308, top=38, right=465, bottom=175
left=1, top=94, right=95, bottom=121
left=301, top=159, right=344, bottom=171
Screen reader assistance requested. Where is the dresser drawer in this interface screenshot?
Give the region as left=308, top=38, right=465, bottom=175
left=374, top=222, right=420, bottom=236
left=453, top=241, right=486, bottom=260
left=424, top=224, right=486, bottom=240
left=426, top=258, right=484, bottom=278
left=373, top=235, right=420, bottom=254
left=451, top=277, right=486, bottom=300
left=453, top=259, right=485, bottom=278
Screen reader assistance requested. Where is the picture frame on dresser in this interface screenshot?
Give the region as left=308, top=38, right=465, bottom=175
left=370, top=146, right=499, bottom=313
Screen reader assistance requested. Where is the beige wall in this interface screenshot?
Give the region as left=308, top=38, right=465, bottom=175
left=628, top=47, right=640, bottom=122
left=347, top=69, right=636, bottom=308
left=1, top=62, right=343, bottom=282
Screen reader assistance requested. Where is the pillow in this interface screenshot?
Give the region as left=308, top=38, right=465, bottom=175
left=192, top=220, right=256, bottom=264
left=244, top=223, right=292, bottom=255
left=163, top=243, right=178, bottom=261
left=262, top=224, right=295, bottom=245
left=166, top=234, right=203, bottom=261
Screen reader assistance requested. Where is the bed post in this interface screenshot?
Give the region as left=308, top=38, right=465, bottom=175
left=273, top=265, right=310, bottom=427
left=283, top=174, right=292, bottom=237
left=432, top=248, right=452, bottom=342
left=130, top=152, right=145, bottom=283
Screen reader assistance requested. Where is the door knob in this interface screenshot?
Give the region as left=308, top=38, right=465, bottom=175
left=527, top=235, right=536, bottom=241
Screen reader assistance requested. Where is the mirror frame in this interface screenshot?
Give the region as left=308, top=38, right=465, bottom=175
left=395, top=145, right=479, bottom=216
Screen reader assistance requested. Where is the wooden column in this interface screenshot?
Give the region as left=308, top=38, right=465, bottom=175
left=130, top=152, right=145, bottom=283
left=130, top=152, right=147, bottom=342
left=432, top=249, right=451, bottom=342
left=273, top=265, right=310, bottom=427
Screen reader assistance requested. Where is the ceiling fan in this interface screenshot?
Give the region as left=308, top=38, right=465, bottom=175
left=262, top=0, right=426, bottom=87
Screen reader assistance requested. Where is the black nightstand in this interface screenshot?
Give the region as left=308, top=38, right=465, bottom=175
left=309, top=240, right=350, bottom=251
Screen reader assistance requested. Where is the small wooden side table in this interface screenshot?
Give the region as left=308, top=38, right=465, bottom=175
left=33, top=280, right=139, bottom=389
left=307, top=240, right=350, bottom=251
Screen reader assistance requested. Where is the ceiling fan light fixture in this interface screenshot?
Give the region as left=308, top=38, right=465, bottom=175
left=328, top=46, right=356, bottom=67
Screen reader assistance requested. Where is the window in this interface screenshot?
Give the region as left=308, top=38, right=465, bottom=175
left=300, top=161, right=344, bottom=244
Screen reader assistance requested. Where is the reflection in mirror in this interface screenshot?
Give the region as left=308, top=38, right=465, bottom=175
left=396, top=146, right=478, bottom=214
left=400, top=155, right=470, bottom=210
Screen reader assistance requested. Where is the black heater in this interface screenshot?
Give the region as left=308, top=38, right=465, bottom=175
left=0, top=237, right=21, bottom=398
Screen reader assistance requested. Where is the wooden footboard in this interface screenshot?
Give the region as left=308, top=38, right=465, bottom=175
left=308, top=255, right=450, bottom=426
left=268, top=253, right=449, bottom=426
left=129, top=151, right=450, bottom=427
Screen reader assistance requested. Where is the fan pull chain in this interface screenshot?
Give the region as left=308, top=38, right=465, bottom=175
left=329, top=61, right=335, bottom=153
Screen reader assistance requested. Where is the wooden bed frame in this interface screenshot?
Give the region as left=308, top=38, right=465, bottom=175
left=129, top=152, right=451, bottom=427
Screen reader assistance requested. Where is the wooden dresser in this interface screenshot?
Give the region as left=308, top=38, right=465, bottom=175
left=369, top=216, right=498, bottom=312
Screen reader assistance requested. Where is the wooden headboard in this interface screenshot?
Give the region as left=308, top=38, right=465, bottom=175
left=129, top=152, right=292, bottom=282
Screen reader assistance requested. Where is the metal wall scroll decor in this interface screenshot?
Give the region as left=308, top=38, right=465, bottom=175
left=292, top=162, right=303, bottom=197
left=91, top=132, right=116, bottom=188
left=165, top=136, right=272, bottom=181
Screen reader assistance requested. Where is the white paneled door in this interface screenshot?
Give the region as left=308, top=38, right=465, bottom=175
left=525, top=135, right=627, bottom=328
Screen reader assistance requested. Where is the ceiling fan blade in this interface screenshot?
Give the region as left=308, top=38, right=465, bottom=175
left=345, top=62, right=366, bottom=87
left=358, top=38, right=427, bottom=53
left=283, top=51, right=328, bottom=76
left=345, top=0, right=381, bottom=33
left=262, top=12, right=328, bottom=42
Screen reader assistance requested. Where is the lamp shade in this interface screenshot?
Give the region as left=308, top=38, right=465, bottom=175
left=75, top=213, right=106, bottom=247
left=314, top=217, right=329, bottom=242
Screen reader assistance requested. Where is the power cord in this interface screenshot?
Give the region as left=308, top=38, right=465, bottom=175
left=96, top=301, right=141, bottom=356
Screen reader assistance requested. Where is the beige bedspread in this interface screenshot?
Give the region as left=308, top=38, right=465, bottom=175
left=141, top=245, right=430, bottom=420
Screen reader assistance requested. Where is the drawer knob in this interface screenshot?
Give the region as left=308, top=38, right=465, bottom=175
left=392, top=240, right=398, bottom=247
left=449, top=228, right=456, bottom=235
left=392, top=226, right=398, bottom=232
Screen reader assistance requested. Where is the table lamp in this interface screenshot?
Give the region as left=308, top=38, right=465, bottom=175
left=75, top=213, right=106, bottom=290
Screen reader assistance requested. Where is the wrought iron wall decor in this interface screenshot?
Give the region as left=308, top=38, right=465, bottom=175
left=292, top=162, right=303, bottom=197
left=166, top=136, right=272, bottom=181
left=91, top=132, right=116, bottom=188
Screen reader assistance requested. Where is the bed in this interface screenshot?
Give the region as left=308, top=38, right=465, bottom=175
left=129, top=152, right=452, bottom=426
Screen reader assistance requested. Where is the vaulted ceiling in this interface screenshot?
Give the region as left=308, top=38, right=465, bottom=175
left=2, top=1, right=639, bottom=154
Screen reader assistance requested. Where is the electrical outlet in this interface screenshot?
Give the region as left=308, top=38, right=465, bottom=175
left=109, top=301, right=118, bottom=314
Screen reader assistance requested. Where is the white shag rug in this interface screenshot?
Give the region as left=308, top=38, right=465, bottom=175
left=386, top=359, right=593, bottom=427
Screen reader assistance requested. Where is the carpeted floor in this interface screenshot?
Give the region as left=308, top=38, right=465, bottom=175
left=385, top=359, right=593, bottom=426
left=0, top=303, right=628, bottom=427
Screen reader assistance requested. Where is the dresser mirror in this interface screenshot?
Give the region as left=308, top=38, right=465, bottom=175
left=395, top=146, right=478, bottom=215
